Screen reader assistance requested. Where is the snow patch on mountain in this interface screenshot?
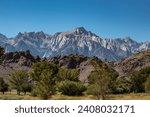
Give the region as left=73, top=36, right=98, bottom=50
left=0, top=27, right=150, bottom=61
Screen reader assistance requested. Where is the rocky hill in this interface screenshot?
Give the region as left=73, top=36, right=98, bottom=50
left=1, top=50, right=40, bottom=67
left=0, top=50, right=116, bottom=83
left=0, top=50, right=41, bottom=80
left=112, top=50, right=150, bottom=77
left=48, top=54, right=110, bottom=83
left=48, top=54, right=88, bottom=69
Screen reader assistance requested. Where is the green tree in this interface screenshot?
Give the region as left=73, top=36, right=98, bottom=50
left=130, top=67, right=150, bottom=93
left=21, top=83, right=32, bottom=95
left=87, top=84, right=101, bottom=99
left=0, top=47, right=4, bottom=57
left=9, top=69, right=29, bottom=95
left=57, top=68, right=79, bottom=81
left=30, top=62, right=58, bottom=81
left=145, top=75, right=150, bottom=93
left=36, top=71, right=56, bottom=99
left=115, top=78, right=132, bottom=94
left=88, top=60, right=118, bottom=100
left=58, top=80, right=86, bottom=96
left=130, top=71, right=145, bottom=93
left=30, top=62, right=59, bottom=99
left=0, top=76, right=8, bottom=94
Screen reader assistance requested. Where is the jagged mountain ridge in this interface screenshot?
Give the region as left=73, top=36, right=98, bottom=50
left=0, top=27, right=150, bottom=61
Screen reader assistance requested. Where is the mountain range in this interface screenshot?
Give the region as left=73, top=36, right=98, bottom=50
left=0, top=27, right=150, bottom=61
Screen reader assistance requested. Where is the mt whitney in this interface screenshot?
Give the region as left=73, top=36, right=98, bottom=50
left=0, top=27, right=149, bottom=61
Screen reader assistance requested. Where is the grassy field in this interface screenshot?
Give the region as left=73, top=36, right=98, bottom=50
left=0, top=91, right=150, bottom=100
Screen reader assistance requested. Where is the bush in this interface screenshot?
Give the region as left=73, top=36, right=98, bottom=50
left=0, top=76, right=8, bottom=94
left=57, top=68, right=79, bottom=82
left=87, top=84, right=100, bottom=98
left=145, top=75, right=150, bottom=93
left=114, top=78, right=132, bottom=94
left=21, top=84, right=32, bottom=95
left=31, top=88, right=38, bottom=97
left=58, top=80, right=86, bottom=96
left=0, top=47, right=4, bottom=57
left=130, top=67, right=150, bottom=93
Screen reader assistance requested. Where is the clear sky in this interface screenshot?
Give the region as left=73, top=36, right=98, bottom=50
left=0, top=0, right=150, bottom=42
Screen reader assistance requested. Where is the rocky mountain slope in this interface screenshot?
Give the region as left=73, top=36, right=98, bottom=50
left=112, top=50, right=150, bottom=77
left=0, top=27, right=150, bottom=61
left=48, top=54, right=108, bottom=83
left=1, top=50, right=41, bottom=67
left=0, top=50, right=41, bottom=80
left=0, top=50, right=116, bottom=83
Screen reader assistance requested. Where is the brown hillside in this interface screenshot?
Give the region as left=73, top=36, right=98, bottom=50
left=112, top=50, right=150, bottom=77
left=0, top=50, right=40, bottom=80
left=0, top=51, right=117, bottom=83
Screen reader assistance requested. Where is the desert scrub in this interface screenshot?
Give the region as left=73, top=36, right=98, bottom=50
left=58, top=80, right=86, bottom=96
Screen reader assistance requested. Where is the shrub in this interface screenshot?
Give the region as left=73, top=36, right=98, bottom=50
left=58, top=80, right=86, bottom=96
left=115, top=78, right=132, bottom=94
left=0, top=47, right=4, bottom=57
left=130, top=67, right=150, bottom=93
left=0, top=76, right=8, bottom=94
left=57, top=68, right=79, bottom=81
left=31, top=88, right=38, bottom=97
left=87, top=84, right=101, bottom=99
left=145, top=75, right=150, bottom=93
left=21, top=83, right=32, bottom=95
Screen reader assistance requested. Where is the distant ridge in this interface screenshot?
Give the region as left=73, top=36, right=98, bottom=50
left=0, top=27, right=150, bottom=61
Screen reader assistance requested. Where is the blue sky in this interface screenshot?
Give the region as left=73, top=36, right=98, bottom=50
left=0, top=0, right=150, bottom=42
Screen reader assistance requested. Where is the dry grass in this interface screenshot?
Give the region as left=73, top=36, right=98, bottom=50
left=0, top=91, right=150, bottom=100
left=0, top=91, right=40, bottom=100
left=51, top=93, right=95, bottom=100
left=108, top=93, right=150, bottom=100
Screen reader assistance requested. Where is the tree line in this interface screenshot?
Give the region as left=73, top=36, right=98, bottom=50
left=0, top=61, right=87, bottom=99
left=0, top=60, right=149, bottom=100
